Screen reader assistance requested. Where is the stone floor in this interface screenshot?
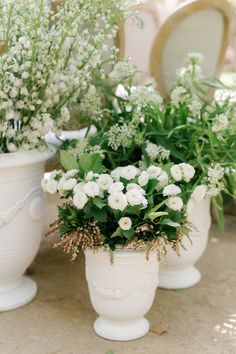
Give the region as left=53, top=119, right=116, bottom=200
left=1, top=216, right=236, bottom=354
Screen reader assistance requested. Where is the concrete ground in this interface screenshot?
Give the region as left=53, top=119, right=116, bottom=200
left=0, top=216, right=236, bottom=354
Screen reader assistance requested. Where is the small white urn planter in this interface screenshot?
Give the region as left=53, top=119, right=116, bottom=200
left=159, top=198, right=211, bottom=289
left=85, top=249, right=159, bottom=341
left=0, top=146, right=55, bottom=312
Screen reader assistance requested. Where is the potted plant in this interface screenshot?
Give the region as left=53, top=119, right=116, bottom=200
left=0, top=0, right=126, bottom=311
left=43, top=152, right=195, bottom=340
left=57, top=54, right=236, bottom=289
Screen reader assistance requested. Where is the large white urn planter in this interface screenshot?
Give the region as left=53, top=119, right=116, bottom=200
left=159, top=198, right=211, bottom=289
left=0, top=147, right=55, bottom=311
left=85, top=249, right=159, bottom=341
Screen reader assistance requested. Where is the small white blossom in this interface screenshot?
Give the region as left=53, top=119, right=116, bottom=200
left=119, top=165, right=140, bottom=180
left=163, top=184, right=181, bottom=196
left=108, top=192, right=128, bottom=211
left=118, top=217, right=132, bottom=231
left=179, top=163, right=195, bottom=182
left=108, top=181, right=124, bottom=194
left=166, top=196, right=183, bottom=211
left=46, top=179, right=58, bottom=195
left=170, top=165, right=183, bottom=181
left=73, top=191, right=88, bottom=210
left=83, top=181, right=100, bottom=198
left=97, top=174, right=113, bottom=191
left=147, top=165, right=162, bottom=179
left=157, top=171, right=169, bottom=188
left=138, top=171, right=149, bottom=186
left=63, top=178, right=77, bottom=191
left=126, top=188, right=145, bottom=206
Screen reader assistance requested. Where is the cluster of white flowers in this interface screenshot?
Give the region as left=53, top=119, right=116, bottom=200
left=0, top=0, right=127, bottom=153
left=68, top=139, right=105, bottom=159
left=128, top=85, right=163, bottom=108
left=78, top=85, right=103, bottom=122
left=42, top=162, right=195, bottom=231
left=170, top=163, right=196, bottom=183
left=206, top=163, right=225, bottom=197
left=109, top=60, right=137, bottom=84
left=212, top=113, right=229, bottom=133
left=145, top=141, right=170, bottom=162
left=170, top=86, right=190, bottom=108
left=185, top=52, right=204, bottom=65
left=107, top=122, right=136, bottom=151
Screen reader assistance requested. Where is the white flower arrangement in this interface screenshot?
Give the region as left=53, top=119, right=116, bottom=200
left=43, top=154, right=195, bottom=260
left=0, top=0, right=127, bottom=153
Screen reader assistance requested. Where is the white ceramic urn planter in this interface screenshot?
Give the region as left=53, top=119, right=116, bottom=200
left=159, top=198, right=211, bottom=289
left=0, top=146, right=55, bottom=312
left=85, top=249, right=159, bottom=341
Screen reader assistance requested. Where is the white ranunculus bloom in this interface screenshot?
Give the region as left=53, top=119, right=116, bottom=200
left=191, top=184, right=208, bottom=201
left=111, top=167, right=122, bottom=181
left=147, top=165, right=162, bottom=179
left=97, top=174, right=113, bottom=191
left=170, top=165, right=183, bottom=181
left=64, top=169, right=78, bottom=179
left=63, top=178, right=77, bottom=191
left=166, top=196, right=183, bottom=211
left=118, top=217, right=132, bottom=230
left=138, top=171, right=149, bottom=186
left=73, top=191, right=88, bottom=210
left=108, top=181, right=124, bottom=194
left=126, top=188, right=144, bottom=206
left=157, top=171, right=169, bottom=188
left=163, top=184, right=181, bottom=196
left=126, top=183, right=145, bottom=195
left=119, top=165, right=140, bottom=180
left=179, top=163, right=195, bottom=182
left=46, top=179, right=58, bottom=195
left=83, top=181, right=100, bottom=198
left=73, top=182, right=85, bottom=193
left=108, top=192, right=128, bottom=211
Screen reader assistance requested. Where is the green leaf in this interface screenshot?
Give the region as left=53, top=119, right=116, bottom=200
left=93, top=208, right=107, bottom=222
left=144, top=199, right=167, bottom=219
left=162, top=218, right=180, bottom=228
left=60, top=150, right=79, bottom=171
left=79, top=153, right=103, bottom=173
left=111, top=227, right=122, bottom=238
left=148, top=211, right=168, bottom=222
left=93, top=197, right=106, bottom=209
left=123, top=228, right=134, bottom=239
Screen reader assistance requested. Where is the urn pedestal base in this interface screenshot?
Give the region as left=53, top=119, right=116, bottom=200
left=0, top=276, right=37, bottom=312
left=94, top=316, right=149, bottom=341
left=159, top=266, right=201, bottom=290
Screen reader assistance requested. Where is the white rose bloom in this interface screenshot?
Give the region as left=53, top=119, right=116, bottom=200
left=127, top=183, right=145, bottom=195
left=64, top=169, right=78, bottom=178
left=63, top=178, right=77, bottom=191
left=97, top=174, right=113, bottom=191
left=46, top=179, right=58, bottom=195
left=166, top=196, right=183, bottom=211
left=170, top=165, right=183, bottom=181
left=118, top=217, right=132, bottom=230
left=120, top=165, right=140, bottom=180
left=73, top=182, right=85, bottom=193
left=108, top=181, right=124, bottom=194
left=147, top=165, right=162, bottom=179
left=85, top=171, right=94, bottom=181
left=83, top=181, right=100, bottom=197
left=191, top=184, right=207, bottom=201
left=73, top=191, right=88, bottom=210
left=157, top=171, right=169, bottom=188
left=179, top=163, right=195, bottom=182
left=126, top=188, right=144, bottom=206
left=111, top=167, right=122, bottom=181
left=138, top=171, right=149, bottom=186
left=163, top=184, right=181, bottom=196
left=108, top=192, right=128, bottom=211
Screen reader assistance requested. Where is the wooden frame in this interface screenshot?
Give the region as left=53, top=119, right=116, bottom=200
left=150, top=0, right=233, bottom=96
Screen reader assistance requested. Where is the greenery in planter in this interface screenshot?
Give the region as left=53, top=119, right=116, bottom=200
left=0, top=0, right=128, bottom=153
left=62, top=54, right=236, bottom=230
